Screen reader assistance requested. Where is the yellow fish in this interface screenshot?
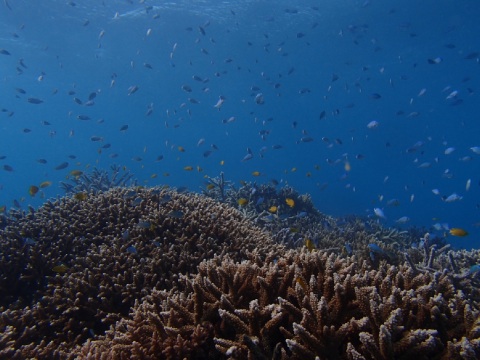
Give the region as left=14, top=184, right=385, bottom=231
left=70, top=170, right=83, bottom=177
left=237, top=198, right=248, bottom=206
left=178, top=146, right=185, bottom=152
left=28, top=185, right=39, bottom=197
left=295, top=276, right=308, bottom=292
left=150, top=173, right=158, bottom=178
left=39, top=181, right=52, bottom=188
left=268, top=205, right=277, bottom=213
left=206, top=184, right=215, bottom=190
left=52, top=264, right=69, bottom=273
left=0, top=205, right=6, bottom=213
left=449, top=228, right=469, bottom=237
left=344, top=161, right=351, bottom=172
left=305, top=238, right=315, bottom=252
left=73, top=192, right=88, bottom=201
left=285, top=198, right=295, bottom=208
left=184, top=166, right=193, bottom=171
left=252, top=171, right=261, bottom=176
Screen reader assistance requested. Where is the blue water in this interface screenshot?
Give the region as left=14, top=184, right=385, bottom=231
left=1, top=0, right=479, bottom=248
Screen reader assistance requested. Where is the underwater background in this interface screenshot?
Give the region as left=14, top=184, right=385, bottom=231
left=0, top=0, right=479, bottom=249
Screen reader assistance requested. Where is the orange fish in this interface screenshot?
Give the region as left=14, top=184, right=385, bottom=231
left=28, top=185, right=39, bottom=197
left=449, top=228, right=468, bottom=237
left=285, top=198, right=295, bottom=208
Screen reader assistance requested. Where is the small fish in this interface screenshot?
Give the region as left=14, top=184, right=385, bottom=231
left=23, top=238, right=36, bottom=245
left=427, top=57, right=443, bottom=64
left=90, top=136, right=103, bottom=142
left=442, top=193, right=463, bottom=203
left=70, top=170, right=83, bottom=177
left=285, top=198, right=295, bottom=207
left=3, top=164, right=13, bottom=172
left=213, top=96, right=225, bottom=110
left=345, top=242, right=353, bottom=256
left=468, top=264, right=480, bottom=275
left=183, top=166, right=193, bottom=171
left=28, top=185, right=39, bottom=197
left=252, top=171, right=261, bottom=176
left=395, top=216, right=410, bottom=224
left=295, top=276, right=308, bottom=292
left=368, top=243, right=386, bottom=255
left=300, top=136, right=314, bottom=143
left=449, top=228, right=468, bottom=237
left=127, top=85, right=139, bottom=95
left=305, top=238, right=315, bottom=252
left=55, top=162, right=69, bottom=170
left=27, top=97, right=43, bottom=104
left=237, top=198, right=248, bottom=206
left=52, top=264, right=69, bottom=273
left=367, top=120, right=379, bottom=129
left=242, top=153, right=253, bottom=162
left=254, top=93, right=264, bottom=105
left=77, top=115, right=91, bottom=120
left=268, top=205, right=277, bottom=213
left=39, top=181, right=52, bottom=188
left=373, top=207, right=386, bottom=220
left=167, top=210, right=184, bottom=218
left=136, top=221, right=151, bottom=229
left=470, top=147, right=480, bottom=155
left=73, top=192, right=88, bottom=201
left=126, top=245, right=137, bottom=254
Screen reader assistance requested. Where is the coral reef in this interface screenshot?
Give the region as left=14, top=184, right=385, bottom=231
left=75, top=250, right=480, bottom=359
left=60, top=164, right=137, bottom=195
left=0, top=186, right=284, bottom=359
left=1, top=180, right=480, bottom=359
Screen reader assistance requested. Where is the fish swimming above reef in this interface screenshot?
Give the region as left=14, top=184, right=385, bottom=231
left=449, top=228, right=468, bottom=237
left=373, top=207, right=386, bottom=220
left=442, top=193, right=463, bottom=202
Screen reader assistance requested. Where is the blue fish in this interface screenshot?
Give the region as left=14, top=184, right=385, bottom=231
left=345, top=242, right=353, bottom=256
left=256, top=197, right=264, bottom=206
left=23, top=238, right=36, bottom=245
left=468, top=264, right=480, bottom=275
left=368, top=243, right=385, bottom=255
left=126, top=245, right=137, bottom=254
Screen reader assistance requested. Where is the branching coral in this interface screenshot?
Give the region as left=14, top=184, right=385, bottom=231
left=1, top=182, right=480, bottom=359
left=0, top=186, right=284, bottom=359
left=76, top=250, right=480, bottom=359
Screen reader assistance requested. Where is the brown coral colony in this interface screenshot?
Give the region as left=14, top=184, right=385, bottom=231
left=1, top=180, right=480, bottom=359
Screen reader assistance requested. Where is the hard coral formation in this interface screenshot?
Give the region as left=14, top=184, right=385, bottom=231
left=60, top=164, right=137, bottom=195
left=76, top=251, right=480, bottom=359
left=0, top=186, right=283, bottom=359
left=1, top=182, right=480, bottom=359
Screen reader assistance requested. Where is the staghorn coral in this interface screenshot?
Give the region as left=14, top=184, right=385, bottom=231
left=0, top=186, right=284, bottom=359
left=60, top=164, right=137, bottom=195
left=2, top=181, right=480, bottom=359
left=76, top=250, right=480, bottom=359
